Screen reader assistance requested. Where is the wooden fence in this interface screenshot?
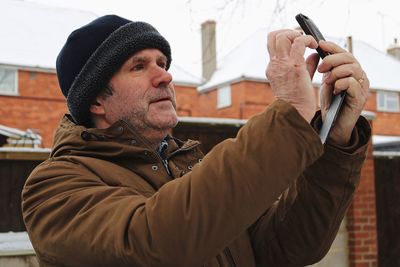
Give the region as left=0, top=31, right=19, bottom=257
left=374, top=154, right=400, bottom=267
left=0, top=160, right=36, bottom=231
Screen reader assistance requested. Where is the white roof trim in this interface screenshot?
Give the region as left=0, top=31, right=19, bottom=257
left=372, top=135, right=400, bottom=145
left=361, top=110, right=376, bottom=120
left=178, top=116, right=247, bottom=126
left=198, top=75, right=267, bottom=92
left=173, top=81, right=202, bottom=87
left=0, top=147, right=51, bottom=153
left=0, top=63, right=56, bottom=73
left=373, top=151, right=400, bottom=158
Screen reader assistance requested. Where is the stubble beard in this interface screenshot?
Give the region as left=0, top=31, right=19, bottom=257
left=121, top=107, right=176, bottom=145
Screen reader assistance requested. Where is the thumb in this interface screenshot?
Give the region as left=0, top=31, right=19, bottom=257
left=305, top=53, right=320, bottom=80
left=319, top=75, right=334, bottom=122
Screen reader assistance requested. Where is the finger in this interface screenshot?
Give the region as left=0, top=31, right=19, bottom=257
left=267, top=29, right=290, bottom=57
left=333, top=76, right=369, bottom=114
left=275, top=30, right=303, bottom=58
left=318, top=52, right=356, bottom=73
left=289, top=35, right=318, bottom=62
left=333, top=76, right=360, bottom=95
left=319, top=40, right=347, bottom=54
left=305, top=53, right=320, bottom=80
left=323, top=62, right=363, bottom=85
left=335, top=74, right=370, bottom=99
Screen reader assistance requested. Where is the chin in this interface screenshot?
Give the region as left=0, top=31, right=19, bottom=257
left=150, top=113, right=178, bottom=129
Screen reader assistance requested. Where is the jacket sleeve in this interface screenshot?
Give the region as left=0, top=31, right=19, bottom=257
left=22, top=100, right=324, bottom=267
left=249, top=113, right=371, bottom=267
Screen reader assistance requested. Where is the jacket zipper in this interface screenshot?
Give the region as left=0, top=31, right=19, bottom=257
left=146, top=141, right=201, bottom=177
left=224, top=247, right=237, bottom=267
left=151, top=151, right=172, bottom=176
left=152, top=142, right=200, bottom=175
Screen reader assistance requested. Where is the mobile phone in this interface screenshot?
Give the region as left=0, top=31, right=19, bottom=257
left=295, top=13, right=346, bottom=144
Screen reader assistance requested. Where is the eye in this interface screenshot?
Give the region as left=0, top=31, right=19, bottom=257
left=158, top=61, right=167, bottom=70
left=131, top=64, right=144, bottom=71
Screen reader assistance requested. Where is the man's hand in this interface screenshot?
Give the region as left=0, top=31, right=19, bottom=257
left=266, top=29, right=320, bottom=123
left=318, top=41, right=370, bottom=146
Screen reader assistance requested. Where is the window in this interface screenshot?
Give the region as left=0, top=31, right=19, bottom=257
left=377, top=91, right=399, bottom=112
left=0, top=67, right=18, bottom=95
left=217, top=85, right=231, bottom=108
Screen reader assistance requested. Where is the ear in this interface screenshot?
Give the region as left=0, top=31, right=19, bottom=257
left=89, top=96, right=106, bottom=115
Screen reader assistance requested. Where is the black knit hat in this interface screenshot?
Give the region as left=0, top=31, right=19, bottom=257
left=56, top=15, right=172, bottom=126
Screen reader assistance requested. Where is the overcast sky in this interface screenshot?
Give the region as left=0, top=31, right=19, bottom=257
left=27, top=0, right=400, bottom=76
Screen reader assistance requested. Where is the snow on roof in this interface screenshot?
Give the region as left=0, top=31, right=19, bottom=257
left=0, top=124, right=42, bottom=148
left=169, top=64, right=202, bottom=86
left=0, top=0, right=200, bottom=86
left=0, top=0, right=97, bottom=70
left=198, top=28, right=269, bottom=92
left=199, top=28, right=400, bottom=92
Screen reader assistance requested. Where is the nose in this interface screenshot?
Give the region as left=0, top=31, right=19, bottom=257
left=151, top=65, right=173, bottom=88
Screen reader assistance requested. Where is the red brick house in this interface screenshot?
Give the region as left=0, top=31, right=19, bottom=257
left=2, top=1, right=400, bottom=266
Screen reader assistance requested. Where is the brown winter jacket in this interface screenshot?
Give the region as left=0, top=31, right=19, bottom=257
left=22, top=100, right=371, bottom=267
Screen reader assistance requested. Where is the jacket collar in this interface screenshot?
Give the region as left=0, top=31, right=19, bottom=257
left=50, top=114, right=199, bottom=159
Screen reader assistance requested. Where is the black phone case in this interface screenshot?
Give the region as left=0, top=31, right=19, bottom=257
left=295, top=13, right=346, bottom=144
left=295, top=14, right=329, bottom=59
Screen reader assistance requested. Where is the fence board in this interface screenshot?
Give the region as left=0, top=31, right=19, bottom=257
left=374, top=156, right=400, bottom=267
left=0, top=160, right=42, bottom=232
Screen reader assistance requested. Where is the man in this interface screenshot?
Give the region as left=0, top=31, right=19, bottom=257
left=22, top=15, right=371, bottom=267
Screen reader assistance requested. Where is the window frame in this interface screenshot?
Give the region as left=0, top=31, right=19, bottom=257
left=0, top=66, right=18, bottom=96
left=217, top=85, right=232, bottom=109
left=377, top=90, right=400, bottom=112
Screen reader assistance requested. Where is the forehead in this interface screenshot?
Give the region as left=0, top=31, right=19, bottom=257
left=129, top=48, right=167, bottom=60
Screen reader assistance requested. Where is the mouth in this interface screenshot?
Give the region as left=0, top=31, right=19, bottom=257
left=150, top=97, right=172, bottom=104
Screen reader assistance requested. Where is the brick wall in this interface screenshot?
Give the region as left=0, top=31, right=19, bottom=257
left=364, top=91, right=400, bottom=135
left=175, top=85, right=200, bottom=117
left=346, top=137, right=378, bottom=267
left=0, top=70, right=67, bottom=148
left=199, top=83, right=400, bottom=136
left=198, top=81, right=273, bottom=119
left=198, top=80, right=320, bottom=119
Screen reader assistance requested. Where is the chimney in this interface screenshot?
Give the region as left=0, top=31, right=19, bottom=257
left=346, top=36, right=353, bottom=53
left=387, top=38, right=400, bottom=60
left=201, top=20, right=216, bottom=81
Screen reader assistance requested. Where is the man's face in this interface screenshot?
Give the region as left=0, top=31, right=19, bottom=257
left=100, top=49, right=178, bottom=134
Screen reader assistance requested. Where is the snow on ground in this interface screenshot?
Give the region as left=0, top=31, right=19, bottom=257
left=0, top=232, right=33, bottom=252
